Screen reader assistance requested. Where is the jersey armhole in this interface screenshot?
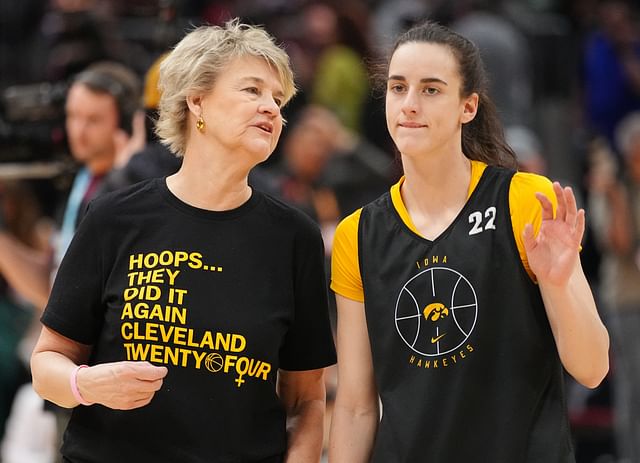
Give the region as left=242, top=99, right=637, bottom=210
left=330, top=209, right=365, bottom=302
left=509, top=172, right=556, bottom=282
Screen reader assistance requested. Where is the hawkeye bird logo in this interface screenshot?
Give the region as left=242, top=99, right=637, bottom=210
left=424, top=302, right=449, bottom=321
left=424, top=303, right=449, bottom=344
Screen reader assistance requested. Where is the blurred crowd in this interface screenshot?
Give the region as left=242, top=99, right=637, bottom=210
left=1, top=0, right=640, bottom=462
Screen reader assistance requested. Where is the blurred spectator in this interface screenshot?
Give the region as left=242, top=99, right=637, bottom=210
left=276, top=105, right=343, bottom=226
left=97, top=53, right=181, bottom=194
left=371, top=0, right=430, bottom=51
left=0, top=0, right=48, bottom=86
left=274, top=104, right=394, bottom=254
left=0, top=180, right=53, bottom=443
left=506, top=125, right=547, bottom=174
left=582, top=0, right=640, bottom=158
left=507, top=124, right=585, bottom=212
left=302, top=2, right=371, bottom=133
left=38, top=0, right=132, bottom=82
left=588, top=111, right=640, bottom=463
left=450, top=2, right=534, bottom=128
left=0, top=61, right=143, bottom=463
left=0, top=61, right=142, bottom=310
left=1, top=381, right=56, bottom=463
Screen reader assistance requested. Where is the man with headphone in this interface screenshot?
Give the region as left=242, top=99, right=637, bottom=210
left=0, top=61, right=142, bottom=310
left=0, top=61, right=143, bottom=462
left=95, top=54, right=182, bottom=196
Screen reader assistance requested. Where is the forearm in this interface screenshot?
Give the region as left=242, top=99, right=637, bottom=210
left=539, top=261, right=609, bottom=388
left=0, top=232, right=51, bottom=309
left=284, top=398, right=326, bottom=463
left=31, top=326, right=92, bottom=408
left=31, top=350, right=84, bottom=408
left=328, top=399, right=379, bottom=462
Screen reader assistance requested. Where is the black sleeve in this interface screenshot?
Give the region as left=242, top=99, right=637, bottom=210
left=41, top=203, right=106, bottom=345
left=279, top=218, right=337, bottom=371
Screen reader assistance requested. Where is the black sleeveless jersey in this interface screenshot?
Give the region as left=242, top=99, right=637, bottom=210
left=358, top=166, right=574, bottom=463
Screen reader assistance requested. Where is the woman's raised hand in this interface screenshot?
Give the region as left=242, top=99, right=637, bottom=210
left=522, top=182, right=585, bottom=286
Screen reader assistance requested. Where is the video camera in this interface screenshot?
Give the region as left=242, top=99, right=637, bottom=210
left=0, top=81, right=69, bottom=163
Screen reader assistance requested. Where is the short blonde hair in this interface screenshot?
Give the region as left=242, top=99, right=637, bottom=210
left=156, top=19, right=297, bottom=156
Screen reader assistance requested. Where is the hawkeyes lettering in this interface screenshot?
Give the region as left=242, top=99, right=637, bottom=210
left=409, top=344, right=474, bottom=369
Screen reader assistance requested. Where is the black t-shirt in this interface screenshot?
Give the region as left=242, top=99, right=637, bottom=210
left=42, top=178, right=337, bottom=463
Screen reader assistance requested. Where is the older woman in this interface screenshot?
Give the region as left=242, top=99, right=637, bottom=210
left=30, top=20, right=336, bottom=463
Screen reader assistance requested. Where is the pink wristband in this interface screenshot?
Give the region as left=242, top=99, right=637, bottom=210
left=70, top=365, right=93, bottom=406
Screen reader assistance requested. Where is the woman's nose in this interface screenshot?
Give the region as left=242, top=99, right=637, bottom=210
left=401, top=89, right=419, bottom=114
left=259, top=96, right=280, bottom=116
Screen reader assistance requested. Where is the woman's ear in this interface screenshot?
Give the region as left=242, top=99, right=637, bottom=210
left=186, top=94, right=203, bottom=118
left=461, top=92, right=479, bottom=124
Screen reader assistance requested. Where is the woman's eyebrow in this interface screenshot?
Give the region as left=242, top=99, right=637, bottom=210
left=387, top=75, right=448, bottom=86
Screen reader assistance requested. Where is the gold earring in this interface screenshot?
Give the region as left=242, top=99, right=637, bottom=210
left=196, top=116, right=205, bottom=133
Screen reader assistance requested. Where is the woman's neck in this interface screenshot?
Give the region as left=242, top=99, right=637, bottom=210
left=400, top=152, right=472, bottom=239
left=166, top=148, right=253, bottom=211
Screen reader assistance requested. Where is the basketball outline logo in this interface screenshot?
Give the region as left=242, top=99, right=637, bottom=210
left=204, top=352, right=224, bottom=372
left=395, top=266, right=478, bottom=357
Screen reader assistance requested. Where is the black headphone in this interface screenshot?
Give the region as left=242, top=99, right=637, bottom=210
left=73, top=63, right=141, bottom=135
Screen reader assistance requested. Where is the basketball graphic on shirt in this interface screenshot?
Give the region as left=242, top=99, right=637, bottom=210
left=395, top=266, right=478, bottom=356
left=204, top=352, right=224, bottom=372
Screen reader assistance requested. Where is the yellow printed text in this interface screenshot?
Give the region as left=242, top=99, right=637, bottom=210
left=121, top=322, right=246, bottom=351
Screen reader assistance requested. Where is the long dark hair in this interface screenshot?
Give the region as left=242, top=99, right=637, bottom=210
left=381, top=21, right=517, bottom=169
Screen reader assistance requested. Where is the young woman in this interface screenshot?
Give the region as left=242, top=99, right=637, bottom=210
left=30, top=20, right=336, bottom=462
left=329, top=21, right=609, bottom=462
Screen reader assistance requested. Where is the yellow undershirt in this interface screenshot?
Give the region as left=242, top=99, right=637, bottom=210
left=330, top=161, right=556, bottom=302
